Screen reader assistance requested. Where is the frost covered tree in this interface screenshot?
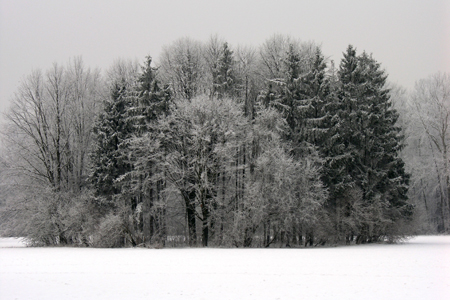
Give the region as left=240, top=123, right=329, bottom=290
left=90, top=82, right=133, bottom=199
left=122, top=56, right=172, bottom=245
left=411, top=72, right=450, bottom=232
left=295, top=48, right=330, bottom=147
left=135, top=96, right=248, bottom=246
left=204, top=36, right=237, bottom=99
left=88, top=66, right=145, bottom=246
left=158, top=37, right=205, bottom=100
left=239, top=108, right=327, bottom=247
left=234, top=45, right=260, bottom=118
left=1, top=58, right=104, bottom=244
left=0, top=35, right=423, bottom=248
left=259, top=39, right=323, bottom=145
left=3, top=65, right=69, bottom=190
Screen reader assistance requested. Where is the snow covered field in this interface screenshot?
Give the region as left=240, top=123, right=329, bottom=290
left=1, top=236, right=449, bottom=300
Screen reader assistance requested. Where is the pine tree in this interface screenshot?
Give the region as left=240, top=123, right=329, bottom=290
left=135, top=56, right=171, bottom=123
left=124, top=56, right=172, bottom=245
left=90, top=81, right=133, bottom=200
left=324, top=45, right=411, bottom=243
left=264, top=43, right=302, bottom=141
left=211, top=42, right=236, bottom=99
left=296, top=48, right=329, bottom=147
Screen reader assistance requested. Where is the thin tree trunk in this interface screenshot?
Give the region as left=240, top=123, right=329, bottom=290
left=429, top=140, right=447, bottom=231
left=184, top=190, right=197, bottom=246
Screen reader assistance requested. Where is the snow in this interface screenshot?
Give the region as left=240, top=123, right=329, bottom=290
left=1, top=236, right=449, bottom=300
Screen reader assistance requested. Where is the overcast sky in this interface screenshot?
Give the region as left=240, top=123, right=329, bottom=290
left=0, top=0, right=449, bottom=115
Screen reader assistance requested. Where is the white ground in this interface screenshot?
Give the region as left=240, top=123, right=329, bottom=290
left=0, top=236, right=449, bottom=300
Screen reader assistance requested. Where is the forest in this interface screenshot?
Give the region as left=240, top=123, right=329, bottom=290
left=0, top=34, right=448, bottom=248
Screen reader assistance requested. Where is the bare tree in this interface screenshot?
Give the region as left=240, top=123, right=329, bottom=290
left=2, top=57, right=105, bottom=192
left=235, top=45, right=260, bottom=118
left=65, top=57, right=104, bottom=190
left=258, top=34, right=317, bottom=81
left=158, top=37, right=205, bottom=100
left=106, top=58, right=140, bottom=89
left=412, top=72, right=450, bottom=232
left=203, top=35, right=226, bottom=98
left=3, top=69, right=58, bottom=187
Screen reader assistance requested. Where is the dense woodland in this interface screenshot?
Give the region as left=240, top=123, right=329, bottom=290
left=0, top=35, right=448, bottom=247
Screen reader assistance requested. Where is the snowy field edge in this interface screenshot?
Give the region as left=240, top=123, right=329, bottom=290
left=1, top=236, right=449, bottom=300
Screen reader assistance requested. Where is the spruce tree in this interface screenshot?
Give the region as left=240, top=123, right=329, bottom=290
left=324, top=45, right=411, bottom=243
left=125, top=56, right=172, bottom=244
left=266, top=43, right=302, bottom=141
left=296, top=47, right=329, bottom=151
left=90, top=81, right=133, bottom=200
left=135, top=56, right=171, bottom=123
left=211, top=42, right=236, bottom=99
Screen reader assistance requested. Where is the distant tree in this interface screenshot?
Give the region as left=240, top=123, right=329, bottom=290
left=234, top=45, right=260, bottom=118
left=158, top=37, right=205, bottom=100
left=204, top=36, right=236, bottom=98
left=411, top=72, right=450, bottom=232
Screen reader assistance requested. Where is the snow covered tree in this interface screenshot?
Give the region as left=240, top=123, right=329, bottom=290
left=90, top=59, right=139, bottom=200
left=229, top=108, right=327, bottom=248
left=212, top=42, right=236, bottom=99
left=64, top=58, right=103, bottom=191
left=271, top=43, right=302, bottom=138
left=158, top=37, right=205, bottom=101
left=135, top=96, right=248, bottom=246
left=411, top=72, right=450, bottom=232
left=204, top=37, right=237, bottom=99
left=133, top=56, right=172, bottom=125
left=122, top=56, right=173, bottom=245
left=295, top=47, right=329, bottom=147
left=1, top=58, right=105, bottom=245
left=90, top=81, right=133, bottom=199
left=259, top=40, right=324, bottom=147
left=234, top=45, right=260, bottom=118
left=324, top=46, right=411, bottom=243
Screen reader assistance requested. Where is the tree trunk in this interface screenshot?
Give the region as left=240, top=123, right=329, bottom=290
left=184, top=190, right=197, bottom=246
left=243, top=226, right=254, bottom=247
left=202, top=218, right=209, bottom=247
left=201, top=193, right=209, bottom=247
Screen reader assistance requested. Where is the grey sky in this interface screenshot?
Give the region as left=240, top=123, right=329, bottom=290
left=0, top=0, right=449, bottom=115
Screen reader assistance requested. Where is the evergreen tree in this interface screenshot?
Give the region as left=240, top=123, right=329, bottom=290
left=90, top=82, right=133, bottom=200
left=324, top=45, right=411, bottom=243
left=135, top=56, right=172, bottom=124
left=212, top=42, right=236, bottom=99
left=123, top=56, right=172, bottom=245
left=296, top=48, right=329, bottom=147
left=323, top=45, right=361, bottom=211
left=263, top=43, right=302, bottom=141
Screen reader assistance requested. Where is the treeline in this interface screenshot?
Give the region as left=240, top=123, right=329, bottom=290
left=0, top=34, right=443, bottom=247
left=392, top=73, right=450, bottom=233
